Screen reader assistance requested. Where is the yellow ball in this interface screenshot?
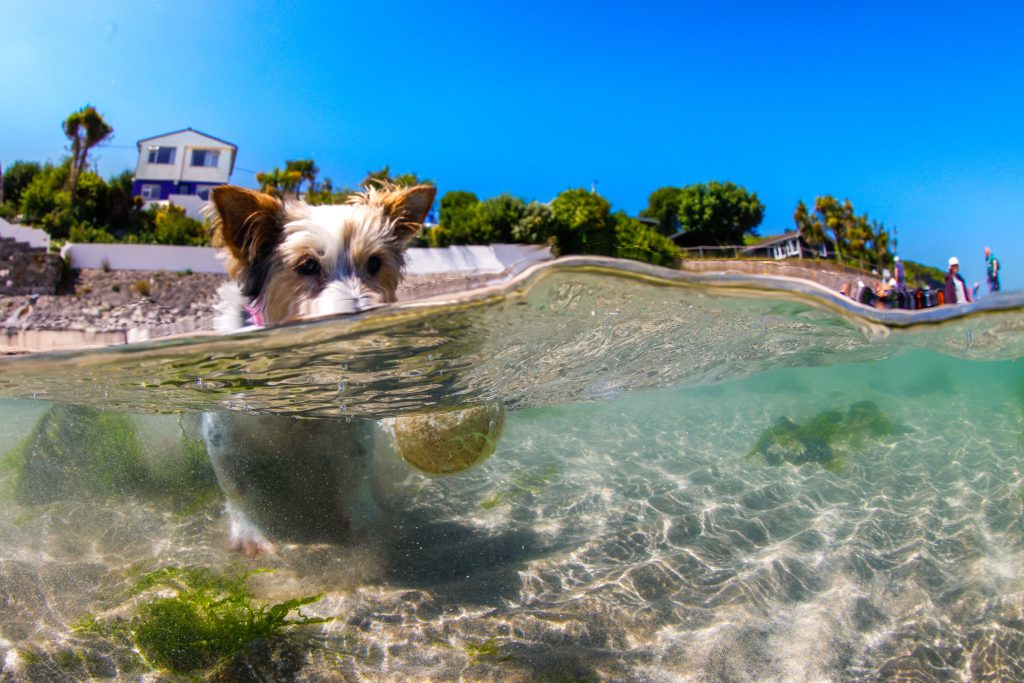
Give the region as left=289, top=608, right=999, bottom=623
left=387, top=404, right=505, bottom=474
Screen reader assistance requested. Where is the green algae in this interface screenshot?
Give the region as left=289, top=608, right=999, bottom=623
left=749, top=400, right=907, bottom=468
left=465, top=636, right=500, bottom=659
left=4, top=404, right=218, bottom=512
left=77, top=566, right=328, bottom=676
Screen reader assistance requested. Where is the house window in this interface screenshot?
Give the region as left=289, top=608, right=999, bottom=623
left=140, top=184, right=162, bottom=199
left=196, top=186, right=211, bottom=200
left=147, top=146, right=176, bottom=164
left=191, top=149, right=220, bottom=167
left=785, top=239, right=800, bottom=256
left=772, top=245, right=784, bottom=260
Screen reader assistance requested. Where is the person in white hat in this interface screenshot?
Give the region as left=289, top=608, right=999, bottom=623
left=944, top=256, right=972, bottom=304
left=893, top=255, right=906, bottom=287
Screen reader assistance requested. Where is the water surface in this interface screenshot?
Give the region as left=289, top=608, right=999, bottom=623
left=0, top=257, right=1022, bottom=681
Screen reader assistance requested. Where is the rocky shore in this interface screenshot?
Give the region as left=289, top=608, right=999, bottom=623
left=1, top=259, right=879, bottom=353
left=0, top=268, right=505, bottom=351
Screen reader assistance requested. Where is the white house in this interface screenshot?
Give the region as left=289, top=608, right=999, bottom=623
left=132, top=128, right=237, bottom=219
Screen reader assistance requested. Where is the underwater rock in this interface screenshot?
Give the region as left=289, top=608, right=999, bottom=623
left=750, top=400, right=907, bottom=468
left=9, top=404, right=217, bottom=506
left=385, top=404, right=505, bottom=474
left=210, top=637, right=306, bottom=682
left=749, top=417, right=835, bottom=466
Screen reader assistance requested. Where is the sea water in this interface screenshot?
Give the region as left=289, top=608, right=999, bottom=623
left=0, top=258, right=1021, bottom=681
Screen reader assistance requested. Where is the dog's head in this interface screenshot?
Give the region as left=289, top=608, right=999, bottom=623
left=210, top=183, right=435, bottom=324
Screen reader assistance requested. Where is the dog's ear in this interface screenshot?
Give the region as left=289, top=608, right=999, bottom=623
left=373, top=184, right=437, bottom=243
left=210, top=186, right=285, bottom=266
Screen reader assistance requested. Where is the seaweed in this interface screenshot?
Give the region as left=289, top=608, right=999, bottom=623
left=7, top=404, right=218, bottom=511
left=749, top=400, right=907, bottom=468
left=76, top=565, right=328, bottom=676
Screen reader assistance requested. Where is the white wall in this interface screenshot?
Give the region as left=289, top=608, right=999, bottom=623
left=62, top=243, right=225, bottom=273
left=167, top=194, right=209, bottom=221
left=404, top=244, right=552, bottom=275
left=0, top=218, right=50, bottom=250
left=62, top=242, right=553, bottom=275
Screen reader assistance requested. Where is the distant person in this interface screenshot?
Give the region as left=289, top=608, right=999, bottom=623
left=984, top=246, right=1001, bottom=292
left=893, top=256, right=906, bottom=287
left=944, top=257, right=972, bottom=304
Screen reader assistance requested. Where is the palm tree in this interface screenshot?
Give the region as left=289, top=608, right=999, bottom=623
left=256, top=167, right=286, bottom=197
left=64, top=105, right=113, bottom=209
left=871, top=220, right=890, bottom=271
left=814, top=196, right=846, bottom=265
left=793, top=200, right=826, bottom=250
left=286, top=159, right=319, bottom=195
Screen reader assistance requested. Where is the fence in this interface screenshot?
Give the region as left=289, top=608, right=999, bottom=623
left=678, top=245, right=748, bottom=259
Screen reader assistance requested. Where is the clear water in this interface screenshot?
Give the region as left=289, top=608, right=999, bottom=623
left=0, top=259, right=1022, bottom=681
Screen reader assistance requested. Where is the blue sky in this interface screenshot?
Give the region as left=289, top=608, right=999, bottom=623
left=3, top=1, right=1022, bottom=290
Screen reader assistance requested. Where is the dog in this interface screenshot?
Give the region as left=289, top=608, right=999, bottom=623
left=201, top=183, right=437, bottom=556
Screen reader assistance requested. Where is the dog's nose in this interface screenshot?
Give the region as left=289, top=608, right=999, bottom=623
left=311, top=280, right=376, bottom=316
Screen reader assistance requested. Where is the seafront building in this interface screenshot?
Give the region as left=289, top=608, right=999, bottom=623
left=131, top=128, right=237, bottom=219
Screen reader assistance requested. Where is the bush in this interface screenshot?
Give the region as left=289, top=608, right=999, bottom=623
left=69, top=223, right=116, bottom=243
left=476, top=194, right=525, bottom=243
left=153, top=205, right=208, bottom=246
left=1, top=161, right=42, bottom=208
left=436, top=190, right=492, bottom=245
left=511, top=201, right=558, bottom=244
left=612, top=212, right=680, bottom=267
left=550, top=188, right=615, bottom=256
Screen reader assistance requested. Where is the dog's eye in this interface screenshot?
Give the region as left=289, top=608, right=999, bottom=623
left=366, top=255, right=382, bottom=276
left=296, top=259, right=321, bottom=276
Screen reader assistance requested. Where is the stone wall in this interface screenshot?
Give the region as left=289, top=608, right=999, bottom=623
left=0, top=237, right=64, bottom=295
left=679, top=258, right=883, bottom=293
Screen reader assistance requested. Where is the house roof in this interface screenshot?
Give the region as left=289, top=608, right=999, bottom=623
left=744, top=230, right=802, bottom=249
left=136, top=127, right=237, bottom=150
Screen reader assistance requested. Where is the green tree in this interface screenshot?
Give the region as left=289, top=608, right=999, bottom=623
left=846, top=209, right=872, bottom=268
left=674, top=181, right=763, bottom=245
left=106, top=169, right=151, bottom=239
left=0, top=161, right=42, bottom=214
left=20, top=162, right=73, bottom=237
left=612, top=212, right=680, bottom=266
left=433, top=190, right=484, bottom=246
left=550, top=188, right=614, bottom=255
left=362, top=165, right=433, bottom=188
left=812, top=196, right=847, bottom=264
left=63, top=105, right=113, bottom=210
left=870, top=219, right=891, bottom=272
left=256, top=167, right=301, bottom=199
left=476, top=194, right=526, bottom=243
left=285, top=159, right=319, bottom=194
left=639, top=186, right=683, bottom=235
left=793, top=199, right=826, bottom=248
left=153, top=205, right=208, bottom=245
left=511, top=201, right=558, bottom=244
left=303, top=177, right=356, bottom=206
left=72, top=171, right=112, bottom=230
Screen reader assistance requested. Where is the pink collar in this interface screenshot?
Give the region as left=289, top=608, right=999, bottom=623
left=244, top=298, right=266, bottom=328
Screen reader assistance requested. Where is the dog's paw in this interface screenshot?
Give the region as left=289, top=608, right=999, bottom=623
left=230, top=532, right=277, bottom=558
left=226, top=503, right=277, bottom=557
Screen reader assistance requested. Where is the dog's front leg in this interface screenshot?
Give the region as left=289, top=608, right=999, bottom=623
left=201, top=412, right=278, bottom=556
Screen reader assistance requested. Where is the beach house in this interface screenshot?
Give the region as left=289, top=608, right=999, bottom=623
left=131, top=128, right=237, bottom=218
left=742, top=229, right=834, bottom=260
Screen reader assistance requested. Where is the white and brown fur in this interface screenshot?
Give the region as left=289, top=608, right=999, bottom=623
left=202, top=183, right=435, bottom=556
